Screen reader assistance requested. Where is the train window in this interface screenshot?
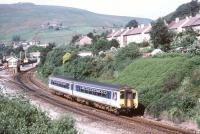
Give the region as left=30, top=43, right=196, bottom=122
left=127, top=92, right=132, bottom=99
left=89, top=88, right=92, bottom=94
left=76, top=85, right=81, bottom=91
left=112, top=92, right=117, bottom=100
left=132, top=93, right=136, bottom=99
left=120, top=91, right=124, bottom=99
left=71, top=84, right=74, bottom=90
left=85, top=88, right=89, bottom=93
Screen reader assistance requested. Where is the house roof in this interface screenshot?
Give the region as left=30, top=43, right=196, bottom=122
left=182, top=14, right=200, bottom=28
left=78, top=36, right=92, bottom=41
left=113, top=29, right=127, bottom=37
left=107, top=30, right=121, bottom=38
left=169, top=19, right=188, bottom=30
left=182, top=17, right=198, bottom=27
left=6, top=56, right=19, bottom=62
left=124, top=25, right=149, bottom=36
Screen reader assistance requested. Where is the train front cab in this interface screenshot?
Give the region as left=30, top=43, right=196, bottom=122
left=119, top=87, right=138, bottom=114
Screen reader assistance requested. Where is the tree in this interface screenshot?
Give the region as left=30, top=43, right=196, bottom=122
left=125, top=19, right=138, bottom=28
left=171, top=28, right=198, bottom=48
left=70, top=35, right=80, bottom=45
left=115, top=43, right=141, bottom=70
left=110, top=39, right=120, bottom=48
left=150, top=18, right=174, bottom=51
left=91, top=39, right=111, bottom=55
left=167, top=0, right=200, bottom=22
left=190, top=0, right=200, bottom=16
left=12, top=35, right=21, bottom=42
left=87, top=32, right=94, bottom=39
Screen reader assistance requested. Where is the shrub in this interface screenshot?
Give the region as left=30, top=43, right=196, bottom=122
left=137, top=41, right=150, bottom=48
left=150, top=18, right=174, bottom=51
left=115, top=43, right=141, bottom=70
left=91, top=39, right=111, bottom=55
left=0, top=95, right=77, bottom=134
left=153, top=52, right=185, bottom=58
left=171, top=28, right=198, bottom=49
left=163, top=72, right=183, bottom=92
left=197, top=117, right=200, bottom=128
left=191, top=68, right=200, bottom=86
left=180, top=96, right=197, bottom=113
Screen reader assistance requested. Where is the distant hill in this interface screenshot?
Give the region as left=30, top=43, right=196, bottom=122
left=0, top=3, right=152, bottom=44
left=165, top=0, right=200, bottom=22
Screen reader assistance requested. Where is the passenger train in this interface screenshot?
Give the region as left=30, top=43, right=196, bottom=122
left=49, top=76, right=138, bottom=114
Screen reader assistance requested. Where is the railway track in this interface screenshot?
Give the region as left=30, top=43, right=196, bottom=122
left=12, top=70, right=198, bottom=134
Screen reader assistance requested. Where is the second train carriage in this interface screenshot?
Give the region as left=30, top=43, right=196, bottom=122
left=49, top=76, right=138, bottom=114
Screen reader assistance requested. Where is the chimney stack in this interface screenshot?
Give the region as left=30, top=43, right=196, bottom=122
left=175, top=18, right=179, bottom=23
left=141, top=24, right=144, bottom=28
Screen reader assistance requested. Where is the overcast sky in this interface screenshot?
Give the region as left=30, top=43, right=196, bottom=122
left=0, top=0, right=191, bottom=19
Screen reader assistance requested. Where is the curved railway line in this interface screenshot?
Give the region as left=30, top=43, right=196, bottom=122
left=9, top=69, right=198, bottom=134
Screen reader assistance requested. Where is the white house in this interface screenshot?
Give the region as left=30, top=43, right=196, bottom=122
left=78, top=51, right=93, bottom=57
left=168, top=17, right=190, bottom=32
left=107, top=24, right=151, bottom=47
left=107, top=14, right=200, bottom=48
left=123, top=24, right=151, bottom=45
left=169, top=14, right=200, bottom=33
left=112, top=28, right=130, bottom=47
left=6, top=56, right=19, bottom=74
left=76, top=36, right=92, bottom=46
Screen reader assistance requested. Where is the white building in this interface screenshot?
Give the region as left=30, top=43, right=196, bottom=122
left=107, top=24, right=151, bottom=47
left=6, top=56, right=19, bottom=74
left=76, top=36, right=92, bottom=46
left=78, top=51, right=93, bottom=57
left=124, top=24, right=151, bottom=45
left=169, top=14, right=200, bottom=32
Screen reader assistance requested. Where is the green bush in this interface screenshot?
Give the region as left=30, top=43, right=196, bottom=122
left=115, top=43, right=141, bottom=70
left=163, top=72, right=183, bottom=92
left=171, top=28, right=198, bottom=49
left=197, top=117, right=200, bottom=128
left=180, top=96, right=197, bottom=113
left=0, top=95, right=77, bottom=134
left=191, top=68, right=200, bottom=86
left=137, top=41, right=150, bottom=48
left=153, top=52, right=186, bottom=58
left=54, top=57, right=103, bottom=79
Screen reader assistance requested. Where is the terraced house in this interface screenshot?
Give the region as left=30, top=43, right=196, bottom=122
left=108, top=14, right=200, bottom=47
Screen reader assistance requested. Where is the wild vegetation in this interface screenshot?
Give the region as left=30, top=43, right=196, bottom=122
left=0, top=93, right=77, bottom=134
left=150, top=18, right=174, bottom=51
left=165, top=0, right=200, bottom=22
left=113, top=55, right=200, bottom=124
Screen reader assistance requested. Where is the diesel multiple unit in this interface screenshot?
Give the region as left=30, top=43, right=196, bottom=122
left=49, top=76, right=138, bottom=114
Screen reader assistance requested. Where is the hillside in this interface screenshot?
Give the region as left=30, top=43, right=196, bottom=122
left=165, top=0, right=200, bottom=22
left=113, top=55, right=200, bottom=125
left=0, top=3, right=151, bottom=44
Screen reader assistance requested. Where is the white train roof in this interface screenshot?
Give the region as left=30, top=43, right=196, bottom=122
left=49, top=75, right=128, bottom=91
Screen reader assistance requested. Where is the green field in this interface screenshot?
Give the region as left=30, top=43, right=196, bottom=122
left=0, top=3, right=151, bottom=44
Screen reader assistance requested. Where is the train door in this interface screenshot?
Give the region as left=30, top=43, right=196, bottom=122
left=120, top=89, right=133, bottom=108
left=120, top=90, right=125, bottom=108
left=126, top=90, right=133, bottom=108
left=71, top=83, right=74, bottom=95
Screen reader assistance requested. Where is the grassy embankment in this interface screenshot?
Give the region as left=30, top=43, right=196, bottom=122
left=112, top=55, right=200, bottom=126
